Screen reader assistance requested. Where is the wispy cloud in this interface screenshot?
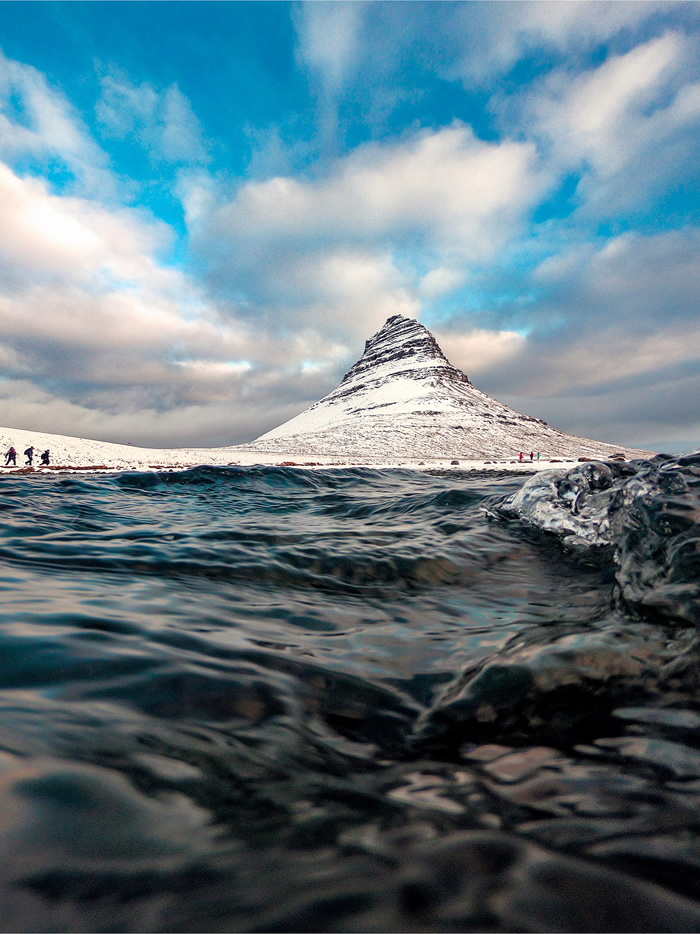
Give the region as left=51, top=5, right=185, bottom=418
left=96, top=70, right=209, bottom=166
left=0, top=50, right=115, bottom=197
left=444, top=0, right=680, bottom=84
left=498, top=31, right=700, bottom=218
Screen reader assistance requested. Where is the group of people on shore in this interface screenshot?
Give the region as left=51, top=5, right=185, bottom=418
left=4, top=445, right=50, bottom=467
left=519, top=452, right=540, bottom=462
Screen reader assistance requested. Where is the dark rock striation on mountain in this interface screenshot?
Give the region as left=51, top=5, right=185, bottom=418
left=243, top=315, right=651, bottom=461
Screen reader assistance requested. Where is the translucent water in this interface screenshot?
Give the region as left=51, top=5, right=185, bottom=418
left=0, top=458, right=697, bottom=931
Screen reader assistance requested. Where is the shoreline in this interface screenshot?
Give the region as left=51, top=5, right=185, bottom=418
left=1, top=424, right=654, bottom=477
left=0, top=454, right=628, bottom=477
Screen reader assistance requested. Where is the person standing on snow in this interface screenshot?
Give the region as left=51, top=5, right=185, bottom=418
left=24, top=446, right=34, bottom=465
left=4, top=446, right=17, bottom=466
left=40, top=450, right=50, bottom=466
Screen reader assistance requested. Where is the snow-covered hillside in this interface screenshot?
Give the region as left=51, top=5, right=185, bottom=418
left=245, top=315, right=651, bottom=461
left=0, top=427, right=242, bottom=471
left=1, top=315, right=652, bottom=472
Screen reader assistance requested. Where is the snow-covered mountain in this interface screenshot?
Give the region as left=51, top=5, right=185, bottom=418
left=245, top=315, right=651, bottom=460
left=0, top=315, right=652, bottom=471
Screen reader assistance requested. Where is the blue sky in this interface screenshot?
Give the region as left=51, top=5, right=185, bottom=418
left=0, top=1, right=698, bottom=451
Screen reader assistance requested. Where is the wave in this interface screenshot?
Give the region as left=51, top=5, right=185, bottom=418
left=0, top=457, right=699, bottom=930
left=491, top=451, right=700, bottom=625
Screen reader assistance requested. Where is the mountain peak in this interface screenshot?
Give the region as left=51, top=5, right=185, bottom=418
left=248, top=316, right=650, bottom=461
left=338, top=314, right=470, bottom=389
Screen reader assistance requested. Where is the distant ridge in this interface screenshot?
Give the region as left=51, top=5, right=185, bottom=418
left=243, top=315, right=651, bottom=460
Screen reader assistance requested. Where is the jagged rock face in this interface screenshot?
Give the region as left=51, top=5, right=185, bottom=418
left=244, top=315, right=651, bottom=461
left=340, top=314, right=469, bottom=387
left=315, top=314, right=473, bottom=409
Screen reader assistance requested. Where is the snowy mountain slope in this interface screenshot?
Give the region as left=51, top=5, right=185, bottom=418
left=0, top=315, right=652, bottom=471
left=245, top=315, right=652, bottom=460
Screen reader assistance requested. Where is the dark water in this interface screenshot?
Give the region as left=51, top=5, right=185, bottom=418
left=0, top=455, right=698, bottom=932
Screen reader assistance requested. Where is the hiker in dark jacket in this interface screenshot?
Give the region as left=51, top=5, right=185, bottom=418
left=4, top=446, right=16, bottom=466
left=24, top=446, right=34, bottom=465
left=40, top=450, right=50, bottom=466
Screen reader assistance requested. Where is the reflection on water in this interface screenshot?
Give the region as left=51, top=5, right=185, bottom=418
left=0, top=460, right=698, bottom=931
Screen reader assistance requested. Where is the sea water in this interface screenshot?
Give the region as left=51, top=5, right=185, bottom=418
left=0, top=456, right=698, bottom=931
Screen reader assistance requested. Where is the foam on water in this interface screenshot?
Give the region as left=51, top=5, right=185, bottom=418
left=493, top=451, right=700, bottom=624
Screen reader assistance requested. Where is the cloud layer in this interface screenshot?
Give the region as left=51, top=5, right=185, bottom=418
left=0, top=2, right=698, bottom=450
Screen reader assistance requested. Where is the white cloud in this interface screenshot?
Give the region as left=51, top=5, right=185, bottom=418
left=211, top=125, right=540, bottom=254
left=564, top=34, right=681, bottom=151
left=0, top=378, right=267, bottom=447
left=527, top=326, right=699, bottom=396
left=0, top=287, right=230, bottom=361
left=502, top=370, right=700, bottom=453
left=251, top=248, right=419, bottom=340
left=0, top=163, right=172, bottom=288
left=540, top=31, right=693, bottom=165
left=194, top=124, right=546, bottom=338
left=0, top=160, right=370, bottom=445
left=447, top=1, right=675, bottom=84
left=500, top=32, right=700, bottom=217
left=418, top=267, right=467, bottom=299
left=159, top=85, right=208, bottom=163
left=96, top=71, right=208, bottom=165
left=0, top=50, right=115, bottom=197
left=434, top=328, right=527, bottom=377
left=94, top=72, right=158, bottom=137
left=288, top=3, right=699, bottom=236
left=0, top=160, right=265, bottom=432
left=182, top=124, right=548, bottom=383
left=292, top=2, right=691, bottom=112
left=466, top=224, right=700, bottom=451
left=293, top=2, right=365, bottom=145
left=177, top=170, right=218, bottom=227
left=294, top=2, right=363, bottom=92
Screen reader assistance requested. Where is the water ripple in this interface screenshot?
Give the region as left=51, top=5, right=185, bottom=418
left=0, top=461, right=697, bottom=930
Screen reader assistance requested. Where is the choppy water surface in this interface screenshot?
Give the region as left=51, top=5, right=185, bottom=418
left=0, top=455, right=698, bottom=932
